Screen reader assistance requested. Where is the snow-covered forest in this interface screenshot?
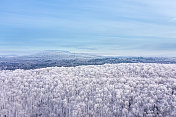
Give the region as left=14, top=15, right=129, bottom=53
left=1, top=63, right=176, bottom=117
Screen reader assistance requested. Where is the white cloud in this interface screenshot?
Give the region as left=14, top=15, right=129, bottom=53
left=169, top=17, right=176, bottom=22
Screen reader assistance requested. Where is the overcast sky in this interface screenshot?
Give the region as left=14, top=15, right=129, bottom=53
left=0, top=0, right=176, bottom=56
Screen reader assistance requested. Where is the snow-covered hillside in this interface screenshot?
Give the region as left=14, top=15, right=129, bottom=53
left=1, top=63, right=176, bottom=117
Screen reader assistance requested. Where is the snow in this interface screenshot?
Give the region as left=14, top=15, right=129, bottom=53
left=0, top=63, right=176, bottom=117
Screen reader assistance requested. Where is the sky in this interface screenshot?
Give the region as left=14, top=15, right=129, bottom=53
left=0, top=0, right=176, bottom=56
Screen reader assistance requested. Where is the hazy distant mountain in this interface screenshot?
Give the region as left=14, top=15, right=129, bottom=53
left=31, top=50, right=102, bottom=59
left=3, top=50, right=102, bottom=61
left=1, top=50, right=176, bottom=70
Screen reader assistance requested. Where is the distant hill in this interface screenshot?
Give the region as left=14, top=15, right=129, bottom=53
left=1, top=50, right=176, bottom=70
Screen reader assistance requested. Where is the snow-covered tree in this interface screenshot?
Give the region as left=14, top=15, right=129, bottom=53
left=0, top=63, right=176, bottom=117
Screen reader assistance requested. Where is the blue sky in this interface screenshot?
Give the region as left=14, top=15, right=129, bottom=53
left=0, top=0, right=176, bottom=56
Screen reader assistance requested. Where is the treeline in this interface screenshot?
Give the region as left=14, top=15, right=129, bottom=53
left=1, top=57, right=176, bottom=70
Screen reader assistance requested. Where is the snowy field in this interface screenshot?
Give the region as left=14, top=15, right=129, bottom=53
left=1, top=63, right=176, bottom=117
